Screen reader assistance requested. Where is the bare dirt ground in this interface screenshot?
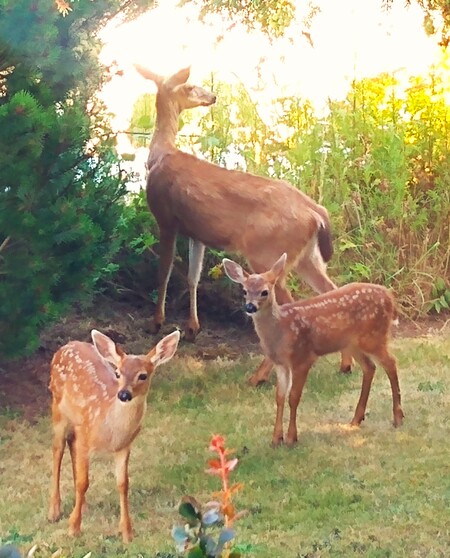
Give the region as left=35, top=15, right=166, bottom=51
left=0, top=300, right=449, bottom=422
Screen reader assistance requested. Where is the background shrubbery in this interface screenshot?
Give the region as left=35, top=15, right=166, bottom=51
left=1, top=2, right=449, bottom=359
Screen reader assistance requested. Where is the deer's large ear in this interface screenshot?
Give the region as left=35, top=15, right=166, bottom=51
left=165, top=66, right=191, bottom=89
left=92, top=330, right=124, bottom=366
left=148, top=330, right=180, bottom=368
left=134, top=64, right=164, bottom=87
left=267, top=253, right=287, bottom=282
left=222, top=259, right=248, bottom=285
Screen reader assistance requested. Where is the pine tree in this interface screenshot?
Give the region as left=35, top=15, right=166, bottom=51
left=0, top=1, right=152, bottom=358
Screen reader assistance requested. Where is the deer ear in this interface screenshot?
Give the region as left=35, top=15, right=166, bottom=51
left=165, top=66, right=191, bottom=89
left=134, top=64, right=164, bottom=87
left=91, top=330, right=124, bottom=366
left=148, top=330, right=180, bottom=368
left=222, top=259, right=248, bottom=284
left=268, top=253, right=287, bottom=281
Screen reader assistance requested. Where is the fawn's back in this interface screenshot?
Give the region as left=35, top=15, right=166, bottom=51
left=277, top=283, right=396, bottom=357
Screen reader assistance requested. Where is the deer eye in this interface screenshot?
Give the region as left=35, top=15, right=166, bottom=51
left=261, top=290, right=269, bottom=297
left=114, top=371, right=120, bottom=379
left=242, top=289, right=247, bottom=295
left=138, top=373, right=148, bottom=381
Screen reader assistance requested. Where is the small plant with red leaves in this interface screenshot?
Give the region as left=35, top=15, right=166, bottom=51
left=172, top=435, right=246, bottom=558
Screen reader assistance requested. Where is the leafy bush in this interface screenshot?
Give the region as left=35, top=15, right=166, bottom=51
left=0, top=0, right=134, bottom=358
left=172, top=435, right=246, bottom=558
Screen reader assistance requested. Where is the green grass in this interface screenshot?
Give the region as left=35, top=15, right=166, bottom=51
left=1, top=335, right=450, bottom=557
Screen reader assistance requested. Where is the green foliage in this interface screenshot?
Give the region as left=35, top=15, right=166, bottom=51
left=129, top=93, right=157, bottom=148
left=98, top=189, right=160, bottom=301
left=0, top=1, right=146, bottom=358
left=181, top=0, right=296, bottom=38
left=172, top=435, right=245, bottom=558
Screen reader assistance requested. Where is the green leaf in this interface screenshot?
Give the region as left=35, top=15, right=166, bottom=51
left=179, top=502, right=201, bottom=525
left=187, top=546, right=207, bottom=558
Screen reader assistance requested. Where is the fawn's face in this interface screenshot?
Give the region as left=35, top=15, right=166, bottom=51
left=91, top=329, right=180, bottom=403
left=241, top=275, right=276, bottom=315
left=223, top=254, right=287, bottom=316
left=111, top=355, right=155, bottom=403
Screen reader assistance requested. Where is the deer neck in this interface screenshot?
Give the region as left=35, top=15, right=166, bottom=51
left=251, top=302, right=285, bottom=362
left=148, top=97, right=181, bottom=165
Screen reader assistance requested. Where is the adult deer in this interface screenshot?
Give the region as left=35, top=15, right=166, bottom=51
left=134, top=64, right=351, bottom=385
left=223, top=254, right=404, bottom=447
left=48, top=329, right=180, bottom=542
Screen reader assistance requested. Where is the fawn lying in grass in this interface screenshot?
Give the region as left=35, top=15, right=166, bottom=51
left=48, top=329, right=180, bottom=542
left=223, top=253, right=404, bottom=447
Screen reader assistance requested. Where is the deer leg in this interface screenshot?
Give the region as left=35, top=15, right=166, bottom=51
left=272, top=366, right=292, bottom=447
left=48, top=406, right=66, bottom=523
left=372, top=347, right=404, bottom=427
left=68, top=433, right=89, bottom=537
left=286, top=359, right=314, bottom=447
left=296, top=255, right=353, bottom=374
left=248, top=282, right=294, bottom=387
left=185, top=239, right=206, bottom=342
left=152, top=228, right=177, bottom=333
left=115, top=447, right=133, bottom=543
left=350, top=350, right=376, bottom=426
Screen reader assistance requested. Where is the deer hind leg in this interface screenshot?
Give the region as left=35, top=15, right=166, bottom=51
left=372, top=346, right=404, bottom=427
left=152, top=228, right=177, bottom=334
left=272, top=366, right=292, bottom=447
left=68, top=431, right=89, bottom=537
left=48, top=404, right=67, bottom=523
left=295, top=253, right=353, bottom=374
left=248, top=282, right=294, bottom=387
left=350, top=350, right=376, bottom=426
left=185, top=239, right=206, bottom=342
left=115, top=447, right=133, bottom=543
left=286, top=357, right=315, bottom=446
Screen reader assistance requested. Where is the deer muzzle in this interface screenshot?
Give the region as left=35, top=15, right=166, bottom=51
left=118, top=389, right=133, bottom=402
left=245, top=302, right=258, bottom=314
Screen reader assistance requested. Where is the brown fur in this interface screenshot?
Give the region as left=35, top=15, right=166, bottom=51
left=135, top=64, right=352, bottom=382
left=48, top=330, right=179, bottom=542
left=223, top=254, right=404, bottom=447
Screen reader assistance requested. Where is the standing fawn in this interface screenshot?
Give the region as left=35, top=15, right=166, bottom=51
left=48, top=329, right=180, bottom=542
left=223, top=254, right=404, bottom=447
left=134, top=64, right=352, bottom=384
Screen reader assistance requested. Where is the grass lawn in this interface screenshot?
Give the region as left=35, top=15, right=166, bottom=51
left=0, top=332, right=449, bottom=557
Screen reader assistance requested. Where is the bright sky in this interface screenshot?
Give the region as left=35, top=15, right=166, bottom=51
left=99, top=0, right=440, bottom=146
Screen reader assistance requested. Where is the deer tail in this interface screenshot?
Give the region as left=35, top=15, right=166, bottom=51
left=318, top=220, right=333, bottom=263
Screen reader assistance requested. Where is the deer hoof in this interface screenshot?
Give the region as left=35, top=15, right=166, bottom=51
left=247, top=374, right=267, bottom=387
left=184, top=326, right=200, bottom=342
left=271, top=436, right=284, bottom=448
left=148, top=321, right=162, bottom=334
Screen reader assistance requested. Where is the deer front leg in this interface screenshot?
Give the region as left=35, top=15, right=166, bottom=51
left=152, top=228, right=177, bottom=333
left=185, top=239, right=205, bottom=341
left=286, top=361, right=313, bottom=447
left=272, top=366, right=292, bottom=447
left=48, top=408, right=66, bottom=523
left=115, top=447, right=133, bottom=543
left=68, top=434, right=89, bottom=537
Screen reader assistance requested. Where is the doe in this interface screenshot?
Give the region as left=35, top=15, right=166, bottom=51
left=48, top=329, right=180, bottom=542
left=223, top=254, right=404, bottom=447
left=134, top=64, right=352, bottom=384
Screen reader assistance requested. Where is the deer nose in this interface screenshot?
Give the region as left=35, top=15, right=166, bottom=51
left=118, top=389, right=133, bottom=402
left=245, top=302, right=257, bottom=314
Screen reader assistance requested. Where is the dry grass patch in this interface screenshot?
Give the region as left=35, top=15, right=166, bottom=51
left=1, top=334, right=449, bottom=557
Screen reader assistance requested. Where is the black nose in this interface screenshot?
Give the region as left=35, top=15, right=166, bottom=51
left=245, top=302, right=257, bottom=314
left=118, top=389, right=132, bottom=402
